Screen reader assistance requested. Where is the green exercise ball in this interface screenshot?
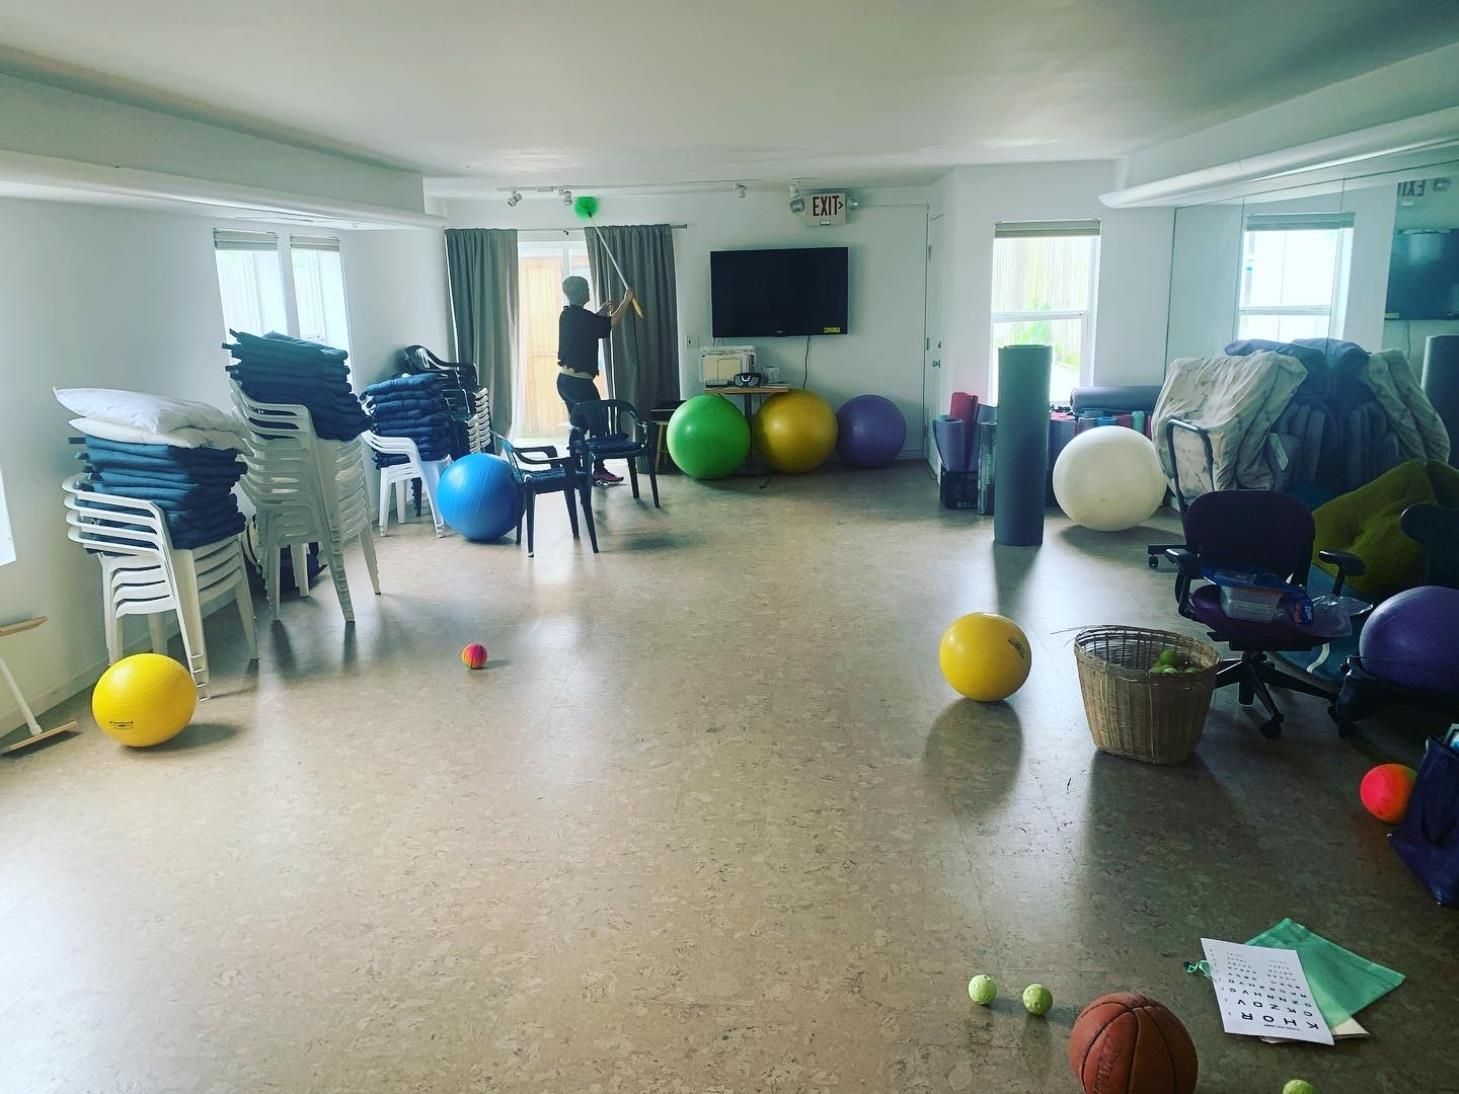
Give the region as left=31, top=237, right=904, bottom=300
left=667, top=394, right=751, bottom=479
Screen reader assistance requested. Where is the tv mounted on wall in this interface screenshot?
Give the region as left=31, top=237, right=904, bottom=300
left=1385, top=229, right=1459, bottom=320
left=710, top=247, right=849, bottom=338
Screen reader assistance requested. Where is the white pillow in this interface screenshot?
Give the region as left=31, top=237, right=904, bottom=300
left=54, top=388, right=242, bottom=435
left=70, top=417, right=250, bottom=453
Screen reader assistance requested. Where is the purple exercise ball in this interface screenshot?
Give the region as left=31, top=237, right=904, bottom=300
left=1358, top=585, right=1459, bottom=692
left=836, top=394, right=906, bottom=468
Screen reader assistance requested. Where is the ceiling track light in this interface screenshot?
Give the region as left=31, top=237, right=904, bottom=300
left=735, top=183, right=747, bottom=199
left=788, top=182, right=805, bottom=215
left=506, top=190, right=522, bottom=207
left=561, top=189, right=573, bottom=206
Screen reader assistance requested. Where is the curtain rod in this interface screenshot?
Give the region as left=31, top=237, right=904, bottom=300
left=505, top=224, right=689, bottom=232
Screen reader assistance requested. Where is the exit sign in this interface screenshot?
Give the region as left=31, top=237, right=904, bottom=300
left=805, top=192, right=848, bottom=226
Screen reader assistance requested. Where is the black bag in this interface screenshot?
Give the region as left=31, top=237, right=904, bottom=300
left=1391, top=736, right=1459, bottom=906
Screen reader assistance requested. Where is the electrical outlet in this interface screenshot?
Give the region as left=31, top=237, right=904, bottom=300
left=685, top=332, right=698, bottom=349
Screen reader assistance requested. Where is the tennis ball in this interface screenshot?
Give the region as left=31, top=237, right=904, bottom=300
left=967, top=974, right=997, bottom=1005
left=1282, top=1082, right=1315, bottom=1094
left=1022, top=983, right=1053, bottom=1016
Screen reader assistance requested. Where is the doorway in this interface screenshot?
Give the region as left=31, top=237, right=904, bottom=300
left=516, top=234, right=594, bottom=443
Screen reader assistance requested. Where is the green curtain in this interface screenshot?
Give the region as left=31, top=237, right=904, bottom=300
left=586, top=224, right=679, bottom=417
left=445, top=228, right=518, bottom=437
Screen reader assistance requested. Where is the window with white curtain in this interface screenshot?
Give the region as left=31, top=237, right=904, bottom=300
left=990, top=220, right=1101, bottom=406
left=1237, top=212, right=1354, bottom=342
left=0, top=465, right=15, bottom=567
left=212, top=230, right=351, bottom=352
left=290, top=236, right=352, bottom=353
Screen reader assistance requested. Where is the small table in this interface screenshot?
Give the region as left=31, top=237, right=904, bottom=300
left=705, top=384, right=790, bottom=418
left=704, top=385, right=790, bottom=475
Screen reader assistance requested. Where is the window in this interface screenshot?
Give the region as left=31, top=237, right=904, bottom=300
left=212, top=230, right=351, bottom=352
left=990, top=221, right=1100, bottom=406
left=291, top=236, right=352, bottom=354
left=0, top=465, right=14, bottom=567
left=516, top=234, right=593, bottom=439
left=1237, top=212, right=1353, bottom=342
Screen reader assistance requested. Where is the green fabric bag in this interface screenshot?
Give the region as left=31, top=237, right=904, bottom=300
left=1186, top=919, right=1404, bottom=1025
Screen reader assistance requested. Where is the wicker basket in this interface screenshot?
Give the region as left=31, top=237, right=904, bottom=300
left=1073, top=626, right=1221, bottom=765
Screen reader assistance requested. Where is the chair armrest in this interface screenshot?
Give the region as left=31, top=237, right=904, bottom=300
left=511, top=445, right=560, bottom=464
left=1318, top=549, right=1365, bottom=598
left=1164, top=547, right=1201, bottom=578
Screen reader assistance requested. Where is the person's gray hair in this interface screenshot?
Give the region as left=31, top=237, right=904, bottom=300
left=562, top=275, right=591, bottom=307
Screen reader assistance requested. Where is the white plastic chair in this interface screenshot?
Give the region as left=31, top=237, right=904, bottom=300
left=231, top=382, right=380, bottom=622
left=467, top=388, right=493, bottom=454
left=361, top=431, right=446, bottom=536
left=62, top=475, right=257, bottom=699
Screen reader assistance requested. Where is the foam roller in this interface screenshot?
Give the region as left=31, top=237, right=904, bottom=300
left=993, top=345, right=1052, bottom=546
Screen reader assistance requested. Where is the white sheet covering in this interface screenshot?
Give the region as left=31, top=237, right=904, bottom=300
left=1152, top=352, right=1308, bottom=496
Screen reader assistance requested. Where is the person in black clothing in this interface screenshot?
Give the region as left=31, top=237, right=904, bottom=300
left=557, top=275, right=635, bottom=484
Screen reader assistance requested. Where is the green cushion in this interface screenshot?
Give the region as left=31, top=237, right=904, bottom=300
left=1427, top=460, right=1459, bottom=509
left=1313, top=460, right=1436, bottom=600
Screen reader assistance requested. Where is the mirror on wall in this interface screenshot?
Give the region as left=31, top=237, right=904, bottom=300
left=1165, top=155, right=1459, bottom=367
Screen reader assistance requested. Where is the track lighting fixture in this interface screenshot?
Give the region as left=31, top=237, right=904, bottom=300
left=561, top=189, right=573, bottom=206
left=735, top=183, right=747, bottom=199
left=506, top=190, right=522, bottom=207
left=788, top=183, right=805, bottom=215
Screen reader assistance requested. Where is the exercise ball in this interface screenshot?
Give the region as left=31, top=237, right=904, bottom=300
left=1052, top=427, right=1167, bottom=532
left=836, top=394, right=907, bottom=468
left=1069, top=992, right=1198, bottom=1094
left=751, top=390, right=838, bottom=474
left=939, top=612, right=1032, bottom=701
left=1359, top=585, right=1459, bottom=692
left=92, top=653, right=197, bottom=747
left=667, top=394, right=751, bottom=479
left=437, top=453, right=520, bottom=542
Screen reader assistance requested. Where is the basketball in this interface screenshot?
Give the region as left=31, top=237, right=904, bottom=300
left=1068, top=992, right=1198, bottom=1094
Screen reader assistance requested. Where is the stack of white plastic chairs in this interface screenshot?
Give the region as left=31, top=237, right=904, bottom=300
left=62, top=476, right=256, bottom=699
left=231, top=382, right=379, bottom=622
left=466, top=388, right=493, bottom=454
left=360, top=431, right=446, bottom=536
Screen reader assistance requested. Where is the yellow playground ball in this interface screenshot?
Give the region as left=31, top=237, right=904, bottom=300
left=939, top=613, right=1032, bottom=701
left=91, top=653, right=197, bottom=747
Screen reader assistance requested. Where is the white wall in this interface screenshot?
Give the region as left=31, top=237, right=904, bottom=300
left=938, top=162, right=1174, bottom=412
left=0, top=198, right=448, bottom=731
left=0, top=73, right=428, bottom=214
left=445, top=188, right=932, bottom=457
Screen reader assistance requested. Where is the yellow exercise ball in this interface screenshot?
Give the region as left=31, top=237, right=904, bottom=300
left=751, top=389, right=838, bottom=473
left=939, top=613, right=1032, bottom=701
left=91, top=653, right=197, bottom=747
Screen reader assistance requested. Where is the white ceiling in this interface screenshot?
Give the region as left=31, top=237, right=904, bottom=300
left=3, top=0, right=1459, bottom=190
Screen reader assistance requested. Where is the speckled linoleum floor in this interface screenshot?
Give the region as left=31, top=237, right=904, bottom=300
left=2, top=464, right=1454, bottom=1094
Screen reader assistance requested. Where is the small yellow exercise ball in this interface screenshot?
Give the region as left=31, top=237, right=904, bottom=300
left=751, top=389, right=838, bottom=473
left=939, top=613, right=1032, bottom=701
left=91, top=653, right=197, bottom=747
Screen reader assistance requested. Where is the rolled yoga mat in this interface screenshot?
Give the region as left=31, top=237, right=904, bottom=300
left=993, top=344, right=1052, bottom=546
left=1422, top=334, right=1459, bottom=466
left=933, top=415, right=969, bottom=472
left=949, top=391, right=979, bottom=468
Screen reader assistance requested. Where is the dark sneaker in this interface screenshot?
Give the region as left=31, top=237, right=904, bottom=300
left=593, top=468, right=624, bottom=486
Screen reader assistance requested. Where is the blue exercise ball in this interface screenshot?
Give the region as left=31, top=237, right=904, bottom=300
left=836, top=394, right=906, bottom=468
left=436, top=453, right=520, bottom=542
left=1358, top=584, right=1459, bottom=692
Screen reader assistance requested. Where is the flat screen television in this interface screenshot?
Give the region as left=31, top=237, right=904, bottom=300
left=711, top=247, right=849, bottom=337
left=1385, top=229, right=1459, bottom=320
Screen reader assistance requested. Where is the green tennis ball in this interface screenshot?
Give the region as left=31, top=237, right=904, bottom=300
left=1282, top=1082, right=1315, bottom=1094
left=967, top=974, right=997, bottom=1005
left=573, top=195, right=599, bottom=219
left=1021, top=983, right=1053, bottom=1016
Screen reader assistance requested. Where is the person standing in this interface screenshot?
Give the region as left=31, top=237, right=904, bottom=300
left=557, top=275, right=634, bottom=485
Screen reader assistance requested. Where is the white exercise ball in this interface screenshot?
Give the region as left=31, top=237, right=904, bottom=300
left=1052, top=426, right=1168, bottom=532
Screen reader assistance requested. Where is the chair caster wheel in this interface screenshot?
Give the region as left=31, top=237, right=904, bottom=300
left=1259, top=717, right=1284, bottom=739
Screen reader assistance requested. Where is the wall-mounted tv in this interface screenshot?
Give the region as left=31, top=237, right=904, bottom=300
left=711, top=247, right=849, bottom=338
left=1385, top=229, right=1459, bottom=320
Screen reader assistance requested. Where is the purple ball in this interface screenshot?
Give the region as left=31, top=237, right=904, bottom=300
left=835, top=394, right=907, bottom=469
left=1358, top=585, right=1459, bottom=693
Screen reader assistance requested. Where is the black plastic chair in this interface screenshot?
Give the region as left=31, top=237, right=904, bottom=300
left=568, top=399, right=660, bottom=507
left=497, top=436, right=598, bottom=558
left=1166, top=490, right=1365, bottom=738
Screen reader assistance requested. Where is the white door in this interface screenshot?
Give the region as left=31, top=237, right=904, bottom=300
left=924, top=215, right=944, bottom=470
